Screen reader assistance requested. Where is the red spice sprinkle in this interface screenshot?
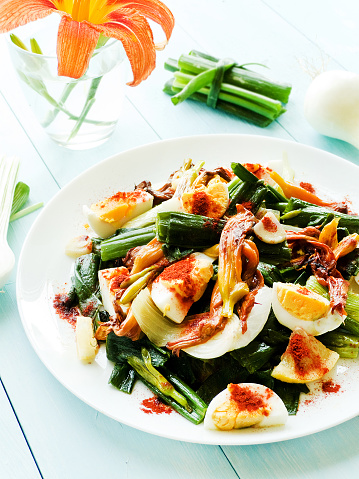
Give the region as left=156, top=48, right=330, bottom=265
left=262, top=215, right=277, bottom=232
left=287, top=333, right=328, bottom=378
left=82, top=301, right=96, bottom=317
left=141, top=396, right=173, bottom=415
left=110, top=273, right=129, bottom=291
left=240, top=201, right=253, bottom=211
left=53, top=293, right=79, bottom=328
left=228, top=384, right=271, bottom=416
left=108, top=190, right=148, bottom=203
left=203, top=219, right=220, bottom=230
left=300, top=182, right=316, bottom=194
left=158, top=257, right=199, bottom=300
left=322, top=380, right=341, bottom=393
left=297, top=286, right=311, bottom=296
left=191, top=191, right=210, bottom=216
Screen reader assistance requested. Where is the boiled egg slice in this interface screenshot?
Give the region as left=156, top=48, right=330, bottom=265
left=272, top=282, right=345, bottom=335
left=98, top=267, right=129, bottom=318
left=151, top=252, right=214, bottom=323
left=204, top=383, right=288, bottom=430
left=272, top=327, right=339, bottom=383
left=84, top=190, right=153, bottom=238
left=181, top=175, right=229, bottom=219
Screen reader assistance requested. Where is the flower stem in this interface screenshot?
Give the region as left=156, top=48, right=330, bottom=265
left=67, top=76, right=103, bottom=142
left=42, top=82, right=77, bottom=127
left=18, top=71, right=112, bottom=127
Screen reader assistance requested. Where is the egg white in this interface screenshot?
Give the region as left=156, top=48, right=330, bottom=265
left=84, top=205, right=118, bottom=238
left=84, top=193, right=153, bottom=238
left=272, top=282, right=345, bottom=335
left=183, top=313, right=241, bottom=359
left=204, top=383, right=288, bottom=430
left=183, top=286, right=272, bottom=359
left=231, top=285, right=273, bottom=350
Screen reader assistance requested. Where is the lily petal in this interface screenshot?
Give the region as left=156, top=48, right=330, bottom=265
left=95, top=9, right=155, bottom=86
left=57, top=15, right=100, bottom=78
left=0, top=0, right=56, bottom=32
left=104, top=1, right=174, bottom=40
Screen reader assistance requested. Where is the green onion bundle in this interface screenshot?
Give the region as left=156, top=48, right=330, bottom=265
left=164, top=50, right=292, bottom=127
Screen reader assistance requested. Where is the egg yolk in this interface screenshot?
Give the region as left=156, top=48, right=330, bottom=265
left=182, top=175, right=228, bottom=219
left=276, top=284, right=330, bottom=321
left=91, top=190, right=150, bottom=224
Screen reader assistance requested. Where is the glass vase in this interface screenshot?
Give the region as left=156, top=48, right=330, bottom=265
left=7, top=16, right=126, bottom=150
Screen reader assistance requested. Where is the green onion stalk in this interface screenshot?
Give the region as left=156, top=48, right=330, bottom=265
left=10, top=181, right=43, bottom=222
left=164, top=50, right=292, bottom=127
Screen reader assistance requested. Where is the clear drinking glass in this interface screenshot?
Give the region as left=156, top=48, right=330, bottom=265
left=7, top=16, right=126, bottom=149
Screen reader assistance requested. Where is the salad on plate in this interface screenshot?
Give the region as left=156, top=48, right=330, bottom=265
left=55, top=156, right=359, bottom=432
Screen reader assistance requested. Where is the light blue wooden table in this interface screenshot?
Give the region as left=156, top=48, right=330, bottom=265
left=1, top=1, right=359, bottom=478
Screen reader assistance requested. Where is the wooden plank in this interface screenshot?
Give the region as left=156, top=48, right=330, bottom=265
left=223, top=417, right=359, bottom=479
left=2, top=1, right=358, bottom=181
left=1, top=283, right=239, bottom=479
left=263, top=0, right=359, bottom=72
left=0, top=93, right=60, bottom=286
left=140, top=0, right=359, bottom=163
left=0, top=382, right=41, bottom=479
left=0, top=97, right=236, bottom=478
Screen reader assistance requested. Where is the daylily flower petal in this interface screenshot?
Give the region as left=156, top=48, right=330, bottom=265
left=95, top=9, right=156, bottom=86
left=57, top=15, right=100, bottom=78
left=0, top=0, right=174, bottom=85
left=104, top=1, right=174, bottom=40
left=0, top=0, right=56, bottom=32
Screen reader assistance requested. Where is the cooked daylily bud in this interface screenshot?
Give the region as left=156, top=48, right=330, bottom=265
left=218, top=208, right=256, bottom=317
left=202, top=244, right=219, bottom=259
left=173, top=161, right=204, bottom=198
left=84, top=190, right=153, bottom=238
left=271, top=327, right=339, bottom=383
left=181, top=175, right=229, bottom=219
left=171, top=159, right=194, bottom=190
left=65, top=235, right=92, bottom=258
left=76, top=315, right=98, bottom=363
left=253, top=212, right=286, bottom=244
left=318, top=217, right=340, bottom=250
left=131, top=238, right=164, bottom=275
left=333, top=233, right=359, bottom=261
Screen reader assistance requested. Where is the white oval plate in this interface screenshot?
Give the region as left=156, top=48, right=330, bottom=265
left=17, top=134, right=359, bottom=445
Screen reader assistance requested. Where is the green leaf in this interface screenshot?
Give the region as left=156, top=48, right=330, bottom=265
left=10, top=34, right=28, bottom=51
left=108, top=363, right=136, bottom=393
left=11, top=181, right=30, bottom=215
left=30, top=38, right=43, bottom=54
left=231, top=341, right=278, bottom=374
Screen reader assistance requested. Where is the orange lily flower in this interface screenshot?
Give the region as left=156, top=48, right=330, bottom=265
left=0, top=0, right=174, bottom=85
